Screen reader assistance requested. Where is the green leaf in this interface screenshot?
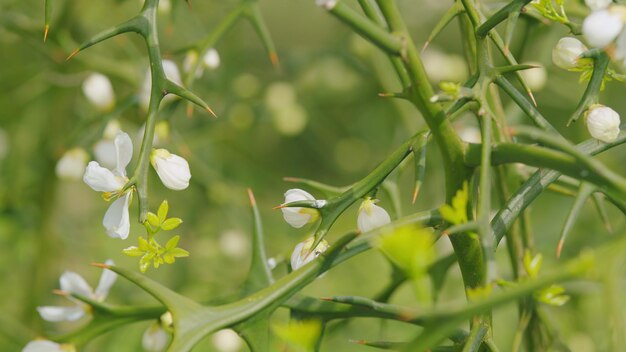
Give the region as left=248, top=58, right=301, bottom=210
left=439, top=182, right=469, bottom=225
left=523, top=251, right=542, bottom=279
left=146, top=212, right=160, bottom=228
left=122, top=246, right=144, bottom=257
left=165, top=235, right=180, bottom=250
left=376, top=225, right=435, bottom=282
left=161, top=218, right=182, bottom=231
left=157, top=200, right=169, bottom=223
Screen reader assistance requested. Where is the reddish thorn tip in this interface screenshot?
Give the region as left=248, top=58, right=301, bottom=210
left=272, top=204, right=286, bottom=210
left=556, top=240, right=564, bottom=258
left=52, top=289, right=68, bottom=296
left=91, top=262, right=111, bottom=269
left=186, top=105, right=193, bottom=118
left=411, top=187, right=420, bottom=204
left=269, top=52, right=280, bottom=69
left=349, top=340, right=366, bottom=345
left=283, top=177, right=299, bottom=182
left=43, top=25, right=49, bottom=42
left=319, top=297, right=333, bottom=301
left=421, top=41, right=430, bottom=53
left=66, top=49, right=80, bottom=61
left=528, top=91, right=537, bottom=107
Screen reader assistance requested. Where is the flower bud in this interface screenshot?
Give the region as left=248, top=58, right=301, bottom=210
left=56, top=148, right=89, bottom=180
left=211, top=329, right=243, bottom=352
left=82, top=73, right=115, bottom=110
left=142, top=323, right=169, bottom=352
left=586, top=105, right=621, bottom=142
left=552, top=37, right=587, bottom=70
left=150, top=149, right=191, bottom=190
left=281, top=189, right=319, bottom=228
left=585, top=0, right=612, bottom=11
left=583, top=10, right=623, bottom=48
left=290, top=237, right=330, bottom=270
left=357, top=198, right=391, bottom=233
left=203, top=48, right=220, bottom=70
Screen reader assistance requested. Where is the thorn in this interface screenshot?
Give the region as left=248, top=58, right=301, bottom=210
left=528, top=90, right=537, bottom=107
left=66, top=48, right=80, bottom=61
left=206, top=106, right=217, bottom=118
left=52, top=289, right=68, bottom=296
left=43, top=25, right=49, bottom=43
left=411, top=185, right=420, bottom=204
left=378, top=92, right=405, bottom=99
left=556, top=239, right=564, bottom=258
left=283, top=177, right=300, bottom=183
left=319, top=297, right=333, bottom=301
left=186, top=0, right=192, bottom=9
left=504, top=45, right=509, bottom=56
left=269, top=52, right=280, bottom=70
left=247, top=188, right=256, bottom=207
left=91, top=262, right=111, bottom=269
left=421, top=41, right=429, bottom=53
left=273, top=204, right=286, bottom=210
left=186, top=104, right=193, bottom=118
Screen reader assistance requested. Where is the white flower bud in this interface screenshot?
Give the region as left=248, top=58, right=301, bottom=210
left=290, top=237, right=330, bottom=270
left=552, top=37, right=588, bottom=70
left=23, top=340, right=74, bottom=352
left=82, top=73, right=115, bottom=110
left=281, top=189, right=319, bottom=228
left=357, top=198, right=391, bottom=233
left=583, top=10, right=623, bottom=48
left=211, top=329, right=243, bottom=352
left=56, top=148, right=89, bottom=180
left=203, top=48, right=220, bottom=70
left=142, top=323, right=169, bottom=352
left=585, top=0, right=612, bottom=11
left=586, top=105, right=621, bottom=142
left=150, top=149, right=191, bottom=190
left=316, top=0, right=338, bottom=10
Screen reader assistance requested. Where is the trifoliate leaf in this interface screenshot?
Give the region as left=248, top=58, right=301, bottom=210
left=439, top=182, right=469, bottom=225
left=122, top=246, right=144, bottom=257
left=146, top=212, right=160, bottom=228
left=165, top=235, right=180, bottom=250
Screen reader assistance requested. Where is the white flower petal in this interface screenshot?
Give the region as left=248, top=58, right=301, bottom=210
left=587, top=105, right=621, bottom=142
left=583, top=10, right=623, bottom=48
left=552, top=37, right=588, bottom=70
left=150, top=149, right=191, bottom=190
left=103, top=193, right=131, bottom=239
left=94, top=259, right=117, bottom=300
left=82, top=73, right=115, bottom=110
left=357, top=199, right=391, bottom=233
left=142, top=323, right=169, bottom=352
left=93, top=139, right=117, bottom=170
left=22, top=340, right=65, bottom=352
left=211, top=329, right=242, bottom=352
left=36, top=305, right=85, bottom=322
left=585, top=0, right=612, bottom=11
left=281, top=189, right=317, bottom=228
left=83, top=161, right=125, bottom=192
left=114, top=132, right=133, bottom=177
left=56, top=148, right=89, bottom=181
left=60, top=271, right=94, bottom=297
left=290, top=237, right=330, bottom=270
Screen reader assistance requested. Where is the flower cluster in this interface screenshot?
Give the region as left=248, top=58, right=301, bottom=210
left=280, top=188, right=391, bottom=270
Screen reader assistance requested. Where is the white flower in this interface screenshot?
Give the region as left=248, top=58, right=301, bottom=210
left=316, top=0, right=338, bottom=10
left=94, top=119, right=122, bottom=169
left=140, top=60, right=182, bottom=110
left=203, top=49, right=220, bottom=70
left=84, top=131, right=134, bottom=239
left=290, top=237, right=330, bottom=270
left=23, top=340, right=75, bottom=352
left=142, top=322, right=169, bottom=352
left=586, top=105, right=621, bottom=142
left=211, top=329, right=242, bottom=352
left=150, top=149, right=191, bottom=190
left=585, top=0, right=612, bottom=11
left=82, top=73, right=115, bottom=110
left=37, top=260, right=117, bottom=322
left=357, top=198, right=391, bottom=233
left=583, top=10, right=623, bottom=48
left=56, top=148, right=89, bottom=181
left=552, top=37, right=588, bottom=70
left=281, top=189, right=320, bottom=228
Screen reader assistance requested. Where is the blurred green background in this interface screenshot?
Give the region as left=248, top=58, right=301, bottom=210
left=1, top=0, right=625, bottom=351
